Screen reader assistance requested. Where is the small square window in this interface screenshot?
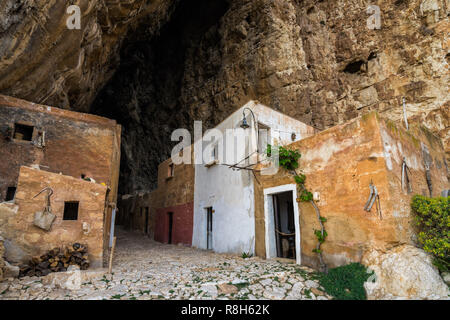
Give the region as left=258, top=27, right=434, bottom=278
left=5, top=187, right=16, bottom=201
left=258, top=123, right=270, bottom=154
left=63, top=202, right=79, bottom=220
left=13, top=123, right=34, bottom=141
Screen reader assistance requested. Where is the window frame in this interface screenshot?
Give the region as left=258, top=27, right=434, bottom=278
left=63, top=201, right=80, bottom=221
left=12, top=122, right=35, bottom=143
left=167, top=162, right=175, bottom=180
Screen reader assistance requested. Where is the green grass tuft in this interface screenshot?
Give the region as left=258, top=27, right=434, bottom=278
left=317, top=263, right=373, bottom=300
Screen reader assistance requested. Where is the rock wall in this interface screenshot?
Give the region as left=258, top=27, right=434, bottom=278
left=0, top=235, right=4, bottom=281
left=363, top=245, right=449, bottom=299
left=0, top=0, right=177, bottom=111
left=0, top=0, right=448, bottom=193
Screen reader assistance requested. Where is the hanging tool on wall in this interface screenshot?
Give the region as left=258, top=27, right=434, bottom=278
left=425, top=163, right=433, bottom=197
left=401, top=157, right=412, bottom=194
left=364, top=181, right=382, bottom=220
left=402, top=97, right=409, bottom=131
left=33, top=187, right=56, bottom=231
left=421, top=143, right=433, bottom=197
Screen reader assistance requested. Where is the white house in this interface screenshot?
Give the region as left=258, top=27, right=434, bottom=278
left=191, top=101, right=316, bottom=255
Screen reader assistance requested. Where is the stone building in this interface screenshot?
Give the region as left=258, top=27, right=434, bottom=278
left=0, top=95, right=121, bottom=268
left=118, top=101, right=317, bottom=251
left=254, top=112, right=449, bottom=269
left=191, top=101, right=316, bottom=254
left=119, top=104, right=448, bottom=272
left=117, top=155, right=195, bottom=246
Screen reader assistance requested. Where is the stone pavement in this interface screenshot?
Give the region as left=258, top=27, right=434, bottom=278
left=0, top=228, right=331, bottom=300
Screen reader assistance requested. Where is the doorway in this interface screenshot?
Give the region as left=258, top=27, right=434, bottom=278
left=206, top=207, right=213, bottom=250
left=272, top=192, right=296, bottom=259
left=144, top=207, right=149, bottom=235
left=264, top=184, right=301, bottom=264
left=167, top=212, right=174, bottom=244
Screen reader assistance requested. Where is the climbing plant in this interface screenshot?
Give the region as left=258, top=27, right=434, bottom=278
left=269, top=145, right=328, bottom=273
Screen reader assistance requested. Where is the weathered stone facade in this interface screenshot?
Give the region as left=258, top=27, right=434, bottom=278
left=117, top=154, right=195, bottom=246
left=119, top=111, right=448, bottom=270
left=0, top=95, right=121, bottom=268
left=0, top=167, right=107, bottom=267
left=255, top=112, right=448, bottom=269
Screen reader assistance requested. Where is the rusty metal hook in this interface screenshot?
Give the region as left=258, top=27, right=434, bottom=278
left=33, top=187, right=53, bottom=208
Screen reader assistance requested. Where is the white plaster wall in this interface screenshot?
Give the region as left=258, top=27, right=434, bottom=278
left=192, top=164, right=256, bottom=254
left=192, top=101, right=315, bottom=255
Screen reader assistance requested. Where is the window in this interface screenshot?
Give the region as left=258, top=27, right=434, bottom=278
left=167, top=212, right=174, bottom=244
left=167, top=163, right=174, bottom=178
left=212, top=143, right=219, bottom=161
left=13, top=123, right=34, bottom=141
left=5, top=187, right=16, bottom=201
left=63, top=201, right=79, bottom=220
left=205, top=144, right=219, bottom=167
left=258, top=123, right=270, bottom=155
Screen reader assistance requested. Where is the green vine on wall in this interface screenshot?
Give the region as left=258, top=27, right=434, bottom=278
left=269, top=145, right=329, bottom=273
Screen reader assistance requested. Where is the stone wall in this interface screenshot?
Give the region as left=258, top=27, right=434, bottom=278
left=255, top=112, right=448, bottom=269
left=0, top=94, right=121, bottom=265
left=0, top=1, right=448, bottom=194
left=154, top=202, right=194, bottom=246
left=0, top=0, right=177, bottom=111
left=117, top=154, right=195, bottom=244
left=0, top=166, right=107, bottom=268
left=117, top=193, right=154, bottom=237
left=0, top=95, right=121, bottom=200
left=91, top=0, right=450, bottom=193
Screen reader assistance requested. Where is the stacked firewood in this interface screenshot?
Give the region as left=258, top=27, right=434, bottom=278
left=19, top=243, right=90, bottom=277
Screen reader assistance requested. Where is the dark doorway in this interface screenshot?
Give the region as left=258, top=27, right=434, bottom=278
left=144, top=207, right=149, bottom=235
left=206, top=207, right=213, bottom=250
left=167, top=212, right=174, bottom=244
left=272, top=192, right=296, bottom=259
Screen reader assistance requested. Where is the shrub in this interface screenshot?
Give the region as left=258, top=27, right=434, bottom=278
left=411, top=195, right=449, bottom=272
left=317, top=263, right=373, bottom=300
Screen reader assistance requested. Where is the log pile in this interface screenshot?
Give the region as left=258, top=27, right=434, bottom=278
left=19, top=243, right=90, bottom=277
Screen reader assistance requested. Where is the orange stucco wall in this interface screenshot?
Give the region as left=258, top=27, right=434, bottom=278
left=255, top=112, right=448, bottom=269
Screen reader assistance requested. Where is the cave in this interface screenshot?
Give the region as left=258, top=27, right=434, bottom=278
left=91, top=0, right=230, bottom=196
left=342, top=60, right=366, bottom=74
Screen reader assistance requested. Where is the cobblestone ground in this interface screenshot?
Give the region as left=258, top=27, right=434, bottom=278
left=0, top=228, right=331, bottom=300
